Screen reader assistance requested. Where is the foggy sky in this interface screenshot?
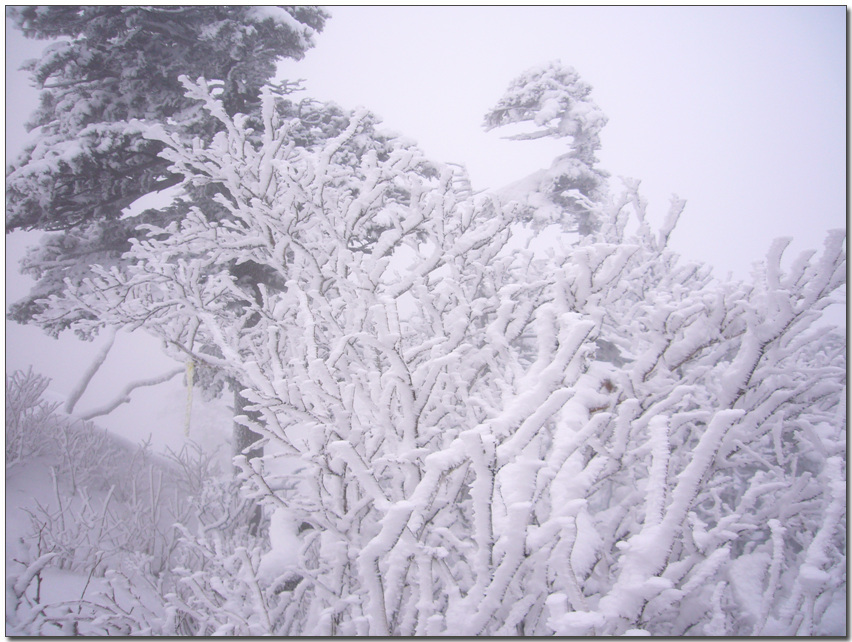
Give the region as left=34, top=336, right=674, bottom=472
left=274, top=6, right=845, bottom=281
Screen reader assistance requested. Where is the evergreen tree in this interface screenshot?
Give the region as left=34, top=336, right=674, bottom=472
left=484, top=61, right=609, bottom=235
left=7, top=5, right=327, bottom=323
left=6, top=6, right=328, bottom=475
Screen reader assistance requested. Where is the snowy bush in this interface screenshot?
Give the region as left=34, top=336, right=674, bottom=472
left=528, top=191, right=846, bottom=636
left=6, top=369, right=62, bottom=467
left=5, top=373, right=230, bottom=635
left=22, top=65, right=846, bottom=636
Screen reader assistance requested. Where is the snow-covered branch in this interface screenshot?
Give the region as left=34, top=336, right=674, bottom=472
left=77, top=368, right=184, bottom=421
left=24, top=67, right=845, bottom=636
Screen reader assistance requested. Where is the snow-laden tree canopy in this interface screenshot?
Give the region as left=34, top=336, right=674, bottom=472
left=484, top=61, right=607, bottom=157
left=485, top=62, right=610, bottom=235
left=15, top=61, right=846, bottom=636
left=7, top=5, right=327, bottom=232
left=7, top=5, right=328, bottom=330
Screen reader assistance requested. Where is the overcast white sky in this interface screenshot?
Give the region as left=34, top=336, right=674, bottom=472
left=4, top=6, right=846, bottom=450
left=275, top=6, right=845, bottom=279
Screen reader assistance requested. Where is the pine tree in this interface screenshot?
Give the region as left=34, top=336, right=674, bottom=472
left=484, top=61, right=610, bottom=235
left=7, top=6, right=327, bottom=323
left=7, top=7, right=329, bottom=477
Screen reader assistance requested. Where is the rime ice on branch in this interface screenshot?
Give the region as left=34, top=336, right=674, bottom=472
left=484, top=61, right=610, bottom=235
left=24, top=61, right=848, bottom=636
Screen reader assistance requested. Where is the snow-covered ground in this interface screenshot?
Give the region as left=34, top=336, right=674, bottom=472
left=6, top=375, right=237, bottom=635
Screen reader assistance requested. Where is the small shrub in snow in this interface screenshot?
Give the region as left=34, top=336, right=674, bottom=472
left=6, top=369, right=61, bottom=467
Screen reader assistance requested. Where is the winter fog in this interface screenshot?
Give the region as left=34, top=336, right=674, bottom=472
left=5, top=6, right=846, bottom=636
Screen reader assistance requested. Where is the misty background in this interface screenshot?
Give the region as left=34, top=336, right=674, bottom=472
left=5, top=6, right=846, bottom=454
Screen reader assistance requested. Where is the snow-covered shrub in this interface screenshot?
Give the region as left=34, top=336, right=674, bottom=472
left=529, top=188, right=846, bottom=636
left=5, top=378, right=222, bottom=635
left=27, top=67, right=845, bottom=636
left=6, top=402, right=271, bottom=637
left=6, top=369, right=61, bottom=467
